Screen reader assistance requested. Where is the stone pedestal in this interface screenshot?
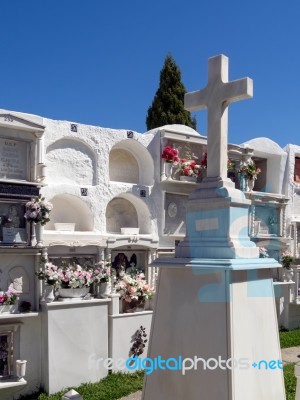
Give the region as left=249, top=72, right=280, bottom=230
left=143, top=180, right=285, bottom=399
left=177, top=178, right=259, bottom=259
left=143, top=258, right=285, bottom=400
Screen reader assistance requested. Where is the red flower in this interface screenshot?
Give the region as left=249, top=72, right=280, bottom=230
left=201, top=153, right=207, bottom=167
left=162, top=146, right=179, bottom=162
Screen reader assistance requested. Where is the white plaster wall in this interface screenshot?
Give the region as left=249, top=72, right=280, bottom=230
left=45, top=194, right=94, bottom=231
left=106, top=198, right=138, bottom=233
left=109, top=312, right=153, bottom=372
left=46, top=141, right=95, bottom=185
left=283, top=144, right=300, bottom=222
left=242, top=137, right=287, bottom=194
left=40, top=118, right=159, bottom=238
left=20, top=316, right=42, bottom=395
left=41, top=300, right=109, bottom=394
left=109, top=149, right=139, bottom=183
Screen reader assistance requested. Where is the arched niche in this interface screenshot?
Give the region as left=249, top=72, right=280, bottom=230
left=106, top=193, right=152, bottom=234
left=45, top=194, right=93, bottom=231
left=109, top=149, right=139, bottom=183
left=46, top=138, right=96, bottom=185
left=109, top=140, right=154, bottom=186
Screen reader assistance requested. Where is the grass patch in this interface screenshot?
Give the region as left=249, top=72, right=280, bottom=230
left=19, top=371, right=144, bottom=400
left=19, top=366, right=299, bottom=400
left=284, top=363, right=297, bottom=400
left=280, top=328, right=300, bottom=348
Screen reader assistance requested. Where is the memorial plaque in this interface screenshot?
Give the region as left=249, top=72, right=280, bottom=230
left=0, top=202, right=27, bottom=243
left=2, top=227, right=27, bottom=243
left=164, top=193, right=188, bottom=236
left=0, top=138, right=28, bottom=180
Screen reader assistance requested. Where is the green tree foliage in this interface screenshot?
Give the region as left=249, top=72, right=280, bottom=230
left=146, top=54, right=197, bottom=131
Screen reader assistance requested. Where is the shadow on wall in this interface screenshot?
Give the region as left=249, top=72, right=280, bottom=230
left=45, top=194, right=94, bottom=231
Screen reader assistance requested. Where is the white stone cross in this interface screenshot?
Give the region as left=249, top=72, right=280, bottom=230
left=185, top=54, right=253, bottom=180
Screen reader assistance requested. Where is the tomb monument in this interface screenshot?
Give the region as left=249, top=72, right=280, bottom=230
left=142, top=55, right=285, bottom=400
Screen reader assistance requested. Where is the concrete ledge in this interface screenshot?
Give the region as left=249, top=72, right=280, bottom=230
left=43, top=298, right=110, bottom=309
left=109, top=310, right=153, bottom=318
left=0, top=312, right=39, bottom=320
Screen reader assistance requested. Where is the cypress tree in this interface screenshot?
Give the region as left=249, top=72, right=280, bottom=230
left=146, top=54, right=197, bottom=131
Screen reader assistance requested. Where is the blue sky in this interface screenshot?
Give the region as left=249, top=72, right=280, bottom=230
left=1, top=1, right=300, bottom=147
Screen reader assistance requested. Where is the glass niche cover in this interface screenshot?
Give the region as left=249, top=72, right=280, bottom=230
left=0, top=202, right=28, bottom=244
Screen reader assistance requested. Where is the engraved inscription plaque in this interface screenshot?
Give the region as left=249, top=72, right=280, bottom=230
left=164, top=193, right=188, bottom=236
left=0, top=138, right=28, bottom=180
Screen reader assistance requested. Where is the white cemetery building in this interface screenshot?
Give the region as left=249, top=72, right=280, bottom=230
left=0, top=69, right=299, bottom=397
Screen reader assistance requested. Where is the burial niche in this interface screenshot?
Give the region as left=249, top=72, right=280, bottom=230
left=106, top=198, right=138, bottom=233
left=109, top=149, right=139, bottom=184
left=46, top=138, right=96, bottom=185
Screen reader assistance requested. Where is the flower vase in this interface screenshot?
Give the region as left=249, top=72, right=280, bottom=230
left=145, top=298, right=154, bottom=310
left=0, top=304, right=18, bottom=314
left=58, top=287, right=90, bottom=299
left=282, top=268, right=294, bottom=282
left=246, top=179, right=255, bottom=192
left=42, top=285, right=55, bottom=303
left=238, top=173, right=247, bottom=192
left=35, top=222, right=43, bottom=247
left=122, top=299, right=145, bottom=313
left=97, top=282, right=110, bottom=298
left=30, top=222, right=37, bottom=246
left=164, top=162, right=173, bottom=180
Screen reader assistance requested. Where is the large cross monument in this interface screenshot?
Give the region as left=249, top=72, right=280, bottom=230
left=142, top=55, right=285, bottom=400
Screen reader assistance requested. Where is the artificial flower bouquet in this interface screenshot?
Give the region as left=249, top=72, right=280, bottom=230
left=115, top=272, right=154, bottom=306
left=24, top=195, right=53, bottom=225
left=0, top=290, right=18, bottom=305
left=161, top=145, right=179, bottom=163
left=259, top=247, right=269, bottom=258
left=36, top=261, right=95, bottom=288
left=93, top=261, right=111, bottom=283
left=281, top=250, right=294, bottom=270
left=238, top=160, right=261, bottom=181
left=178, top=160, right=202, bottom=177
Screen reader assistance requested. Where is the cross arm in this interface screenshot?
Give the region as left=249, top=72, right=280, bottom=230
left=223, top=77, right=253, bottom=106
left=184, top=87, right=208, bottom=112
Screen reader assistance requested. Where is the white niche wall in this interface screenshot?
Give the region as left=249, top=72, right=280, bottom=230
left=46, top=138, right=96, bottom=186
left=109, top=140, right=154, bottom=186
left=106, top=194, right=152, bottom=235
left=45, top=194, right=93, bottom=231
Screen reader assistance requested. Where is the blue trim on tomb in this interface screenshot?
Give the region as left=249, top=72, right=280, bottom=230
left=152, top=257, right=281, bottom=271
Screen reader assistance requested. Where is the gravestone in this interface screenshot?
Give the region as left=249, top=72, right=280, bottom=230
left=143, top=55, right=285, bottom=400
left=0, top=138, right=28, bottom=180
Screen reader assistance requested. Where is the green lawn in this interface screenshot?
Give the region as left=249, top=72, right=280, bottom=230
left=284, top=363, right=297, bottom=400
left=280, top=328, right=300, bottom=348
left=19, top=366, right=298, bottom=400
left=19, top=371, right=144, bottom=400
